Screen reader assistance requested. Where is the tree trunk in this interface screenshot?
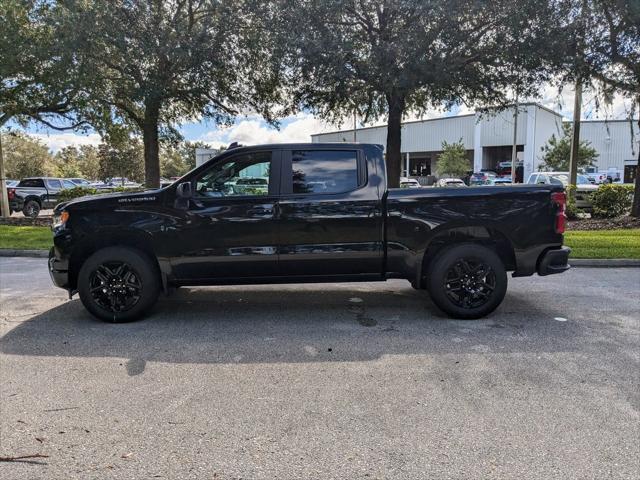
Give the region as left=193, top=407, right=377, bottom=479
left=142, top=102, right=161, bottom=188
left=631, top=117, right=640, bottom=217
left=385, top=93, right=405, bottom=188
left=0, top=131, right=10, bottom=218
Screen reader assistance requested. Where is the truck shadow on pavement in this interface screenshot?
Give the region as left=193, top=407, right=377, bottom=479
left=1, top=284, right=592, bottom=365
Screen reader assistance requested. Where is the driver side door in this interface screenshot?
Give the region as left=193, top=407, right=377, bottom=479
left=169, top=149, right=281, bottom=281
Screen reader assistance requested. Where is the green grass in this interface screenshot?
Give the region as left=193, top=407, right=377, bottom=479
left=0, top=225, right=639, bottom=259
left=0, top=225, right=53, bottom=250
left=564, top=229, right=640, bottom=259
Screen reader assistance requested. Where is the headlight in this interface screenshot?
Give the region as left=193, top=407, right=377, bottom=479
left=53, top=211, right=69, bottom=229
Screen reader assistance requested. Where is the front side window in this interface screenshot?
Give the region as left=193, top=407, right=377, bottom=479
left=62, top=179, right=76, bottom=189
left=291, top=150, right=359, bottom=194
left=194, top=152, right=271, bottom=198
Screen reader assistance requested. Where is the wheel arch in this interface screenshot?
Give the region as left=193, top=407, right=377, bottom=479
left=68, top=229, right=162, bottom=291
left=23, top=195, right=42, bottom=205
left=417, top=225, right=516, bottom=288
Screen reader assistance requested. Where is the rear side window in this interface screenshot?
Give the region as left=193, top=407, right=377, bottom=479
left=291, top=150, right=359, bottom=194
left=18, top=178, right=44, bottom=188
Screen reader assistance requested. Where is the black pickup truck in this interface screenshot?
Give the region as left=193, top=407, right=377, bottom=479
left=49, top=143, right=570, bottom=322
left=9, top=177, right=77, bottom=217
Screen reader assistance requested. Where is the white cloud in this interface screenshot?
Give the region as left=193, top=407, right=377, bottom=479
left=29, top=132, right=102, bottom=153
left=199, top=112, right=337, bottom=147
left=533, top=83, right=636, bottom=121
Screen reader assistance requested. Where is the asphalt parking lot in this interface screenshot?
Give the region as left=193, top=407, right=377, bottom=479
left=0, top=257, right=638, bottom=479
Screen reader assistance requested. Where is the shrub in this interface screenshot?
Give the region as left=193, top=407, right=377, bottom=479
left=565, top=185, right=580, bottom=220
left=590, top=184, right=634, bottom=218
left=57, top=186, right=98, bottom=203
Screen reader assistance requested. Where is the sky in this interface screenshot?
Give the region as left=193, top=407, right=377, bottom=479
left=14, top=83, right=638, bottom=154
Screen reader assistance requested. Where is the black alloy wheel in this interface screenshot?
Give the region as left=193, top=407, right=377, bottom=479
left=23, top=200, right=40, bottom=218
left=443, top=259, right=496, bottom=309
left=78, top=246, right=160, bottom=322
left=426, top=243, right=507, bottom=319
left=88, top=261, right=143, bottom=313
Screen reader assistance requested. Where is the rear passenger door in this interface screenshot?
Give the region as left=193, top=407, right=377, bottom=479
left=277, top=148, right=383, bottom=277
left=44, top=179, right=63, bottom=208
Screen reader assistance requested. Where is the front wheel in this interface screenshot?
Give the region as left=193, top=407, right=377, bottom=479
left=78, top=246, right=160, bottom=322
left=426, top=243, right=507, bottom=319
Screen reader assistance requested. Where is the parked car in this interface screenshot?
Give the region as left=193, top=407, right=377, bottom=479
left=435, top=178, right=467, bottom=188
left=400, top=177, right=422, bottom=188
left=49, top=143, right=570, bottom=323
left=6, top=179, right=19, bottom=187
left=8, top=177, right=76, bottom=217
left=233, top=177, right=269, bottom=195
left=494, top=177, right=513, bottom=185
left=68, top=178, right=93, bottom=187
left=495, top=161, right=524, bottom=179
left=583, top=167, right=621, bottom=184
left=527, top=172, right=598, bottom=209
left=470, top=172, right=496, bottom=185
left=469, top=172, right=496, bottom=186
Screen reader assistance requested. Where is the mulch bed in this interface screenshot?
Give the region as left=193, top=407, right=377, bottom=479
left=567, top=215, right=640, bottom=231
left=0, top=216, right=52, bottom=227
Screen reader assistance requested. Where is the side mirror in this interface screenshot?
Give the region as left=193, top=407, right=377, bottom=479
left=174, top=182, right=193, bottom=210
left=176, top=181, right=193, bottom=199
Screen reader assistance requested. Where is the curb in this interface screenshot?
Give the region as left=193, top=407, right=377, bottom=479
left=0, top=249, right=49, bottom=258
left=570, top=258, right=640, bottom=267
left=0, top=249, right=639, bottom=267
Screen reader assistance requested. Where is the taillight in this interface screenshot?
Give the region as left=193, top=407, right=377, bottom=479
left=551, top=191, right=566, bottom=234
left=7, top=188, right=15, bottom=201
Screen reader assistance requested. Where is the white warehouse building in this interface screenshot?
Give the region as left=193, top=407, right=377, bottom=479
left=311, top=103, right=639, bottom=183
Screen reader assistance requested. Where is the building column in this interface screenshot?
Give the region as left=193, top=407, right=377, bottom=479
left=523, top=105, right=537, bottom=181
left=405, top=152, right=410, bottom=177
left=473, top=113, right=483, bottom=172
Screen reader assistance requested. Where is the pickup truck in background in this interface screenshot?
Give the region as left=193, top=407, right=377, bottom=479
left=9, top=177, right=77, bottom=217
left=526, top=172, right=598, bottom=210
left=49, top=143, right=570, bottom=323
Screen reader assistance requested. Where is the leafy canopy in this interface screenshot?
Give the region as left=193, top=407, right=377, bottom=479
left=1, top=132, right=54, bottom=179
left=284, top=0, right=558, bottom=186
left=540, top=124, right=599, bottom=171
left=51, top=0, right=289, bottom=186
left=436, top=140, right=470, bottom=178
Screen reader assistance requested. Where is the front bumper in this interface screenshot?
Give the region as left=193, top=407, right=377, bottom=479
left=48, top=247, right=70, bottom=290
left=537, top=246, right=571, bottom=276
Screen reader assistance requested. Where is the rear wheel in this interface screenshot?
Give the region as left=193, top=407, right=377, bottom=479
left=78, top=246, right=160, bottom=322
left=426, top=243, right=507, bottom=319
left=22, top=200, right=41, bottom=218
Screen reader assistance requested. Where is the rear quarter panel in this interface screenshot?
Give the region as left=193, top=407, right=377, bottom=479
left=386, top=185, right=564, bottom=279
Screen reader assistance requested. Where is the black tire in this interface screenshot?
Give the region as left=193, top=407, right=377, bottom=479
left=78, top=246, right=160, bottom=323
left=22, top=200, right=41, bottom=218
left=426, top=243, right=507, bottom=319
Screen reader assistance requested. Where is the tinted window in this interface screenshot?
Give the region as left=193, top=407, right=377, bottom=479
left=195, top=152, right=271, bottom=197
left=291, top=150, right=358, bottom=194
left=46, top=179, right=62, bottom=189
left=18, top=178, right=45, bottom=188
